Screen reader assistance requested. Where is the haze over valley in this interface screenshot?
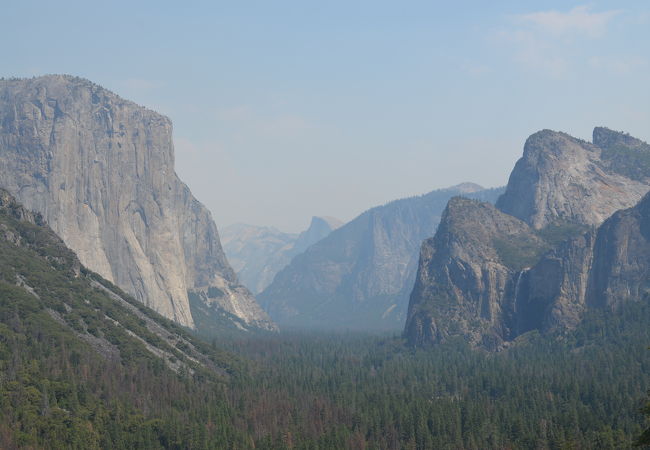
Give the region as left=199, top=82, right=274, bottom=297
left=1, top=1, right=649, bottom=448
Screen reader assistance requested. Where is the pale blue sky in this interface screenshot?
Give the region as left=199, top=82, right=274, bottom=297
left=2, top=1, right=649, bottom=232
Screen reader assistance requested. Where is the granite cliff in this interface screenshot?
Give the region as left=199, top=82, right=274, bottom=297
left=222, top=216, right=342, bottom=294
left=0, top=187, right=231, bottom=373
left=510, top=190, right=650, bottom=339
left=0, top=75, right=275, bottom=331
left=404, top=197, right=549, bottom=348
left=406, top=128, right=650, bottom=348
left=497, top=128, right=650, bottom=229
left=259, top=184, right=503, bottom=330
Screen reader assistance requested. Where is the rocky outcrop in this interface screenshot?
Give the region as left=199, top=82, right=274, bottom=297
left=0, top=75, right=275, bottom=331
left=404, top=197, right=548, bottom=348
left=222, top=216, right=342, bottom=294
left=586, top=193, right=650, bottom=309
left=496, top=129, right=650, bottom=229
left=519, top=230, right=596, bottom=334
left=514, top=192, right=650, bottom=336
left=259, top=184, right=504, bottom=330
left=407, top=128, right=650, bottom=348
left=0, top=188, right=44, bottom=227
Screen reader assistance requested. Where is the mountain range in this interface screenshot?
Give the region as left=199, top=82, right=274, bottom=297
left=3, top=75, right=648, bottom=353
left=405, top=127, right=650, bottom=348
left=0, top=74, right=648, bottom=447
left=259, top=183, right=504, bottom=330
left=221, top=216, right=343, bottom=294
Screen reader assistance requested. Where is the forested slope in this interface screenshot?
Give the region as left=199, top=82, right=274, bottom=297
left=223, top=300, right=650, bottom=448
left=0, top=189, right=248, bottom=448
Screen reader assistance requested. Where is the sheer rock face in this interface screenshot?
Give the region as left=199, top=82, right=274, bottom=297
left=586, top=194, right=650, bottom=309
left=259, top=184, right=504, bottom=330
left=496, top=129, right=650, bottom=229
left=404, top=198, right=546, bottom=348
left=521, top=193, right=650, bottom=335
left=0, top=75, right=275, bottom=331
left=517, top=230, right=596, bottom=335
left=222, top=216, right=342, bottom=295
left=407, top=128, right=650, bottom=348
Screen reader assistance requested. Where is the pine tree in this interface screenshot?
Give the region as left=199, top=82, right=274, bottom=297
left=636, top=396, right=650, bottom=447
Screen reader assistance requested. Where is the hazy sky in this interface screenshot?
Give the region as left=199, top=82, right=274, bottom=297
left=2, top=1, right=649, bottom=232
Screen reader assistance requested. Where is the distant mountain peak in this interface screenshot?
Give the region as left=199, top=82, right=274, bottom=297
left=311, top=216, right=344, bottom=230
left=448, top=182, right=484, bottom=193
left=222, top=215, right=342, bottom=295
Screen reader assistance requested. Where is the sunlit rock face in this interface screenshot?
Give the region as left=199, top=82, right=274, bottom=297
left=497, top=128, right=650, bottom=230
left=0, top=75, right=275, bottom=331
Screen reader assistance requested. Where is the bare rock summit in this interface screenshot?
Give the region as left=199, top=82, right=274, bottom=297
left=496, top=129, right=650, bottom=229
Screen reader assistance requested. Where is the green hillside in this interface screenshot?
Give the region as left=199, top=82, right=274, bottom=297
left=0, top=190, right=247, bottom=448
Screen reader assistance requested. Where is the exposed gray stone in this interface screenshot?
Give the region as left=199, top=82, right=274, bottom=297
left=0, top=75, right=275, bottom=331
left=586, top=193, right=650, bottom=309
left=259, top=184, right=504, bottom=330
left=404, top=197, right=546, bottom=348
left=407, top=127, right=650, bottom=348
left=496, top=129, right=649, bottom=229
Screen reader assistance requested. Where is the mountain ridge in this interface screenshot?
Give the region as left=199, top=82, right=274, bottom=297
left=259, top=183, right=504, bottom=330
left=222, top=215, right=342, bottom=294
left=406, top=127, right=650, bottom=348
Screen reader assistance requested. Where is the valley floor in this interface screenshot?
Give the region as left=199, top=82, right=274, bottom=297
left=2, top=292, right=649, bottom=449
left=217, top=299, right=650, bottom=449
